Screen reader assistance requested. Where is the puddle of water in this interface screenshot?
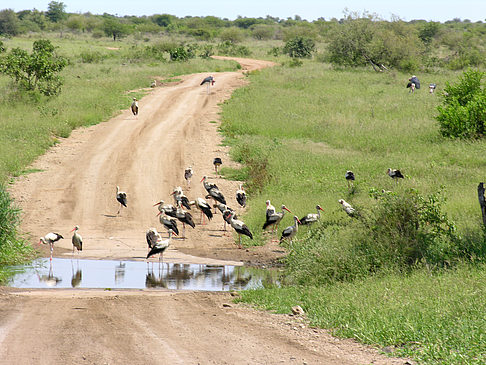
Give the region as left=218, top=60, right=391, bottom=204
left=6, top=258, right=280, bottom=291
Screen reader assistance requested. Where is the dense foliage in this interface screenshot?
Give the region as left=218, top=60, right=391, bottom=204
left=437, top=69, right=486, bottom=138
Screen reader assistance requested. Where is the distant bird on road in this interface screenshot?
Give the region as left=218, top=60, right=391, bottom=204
left=201, top=175, right=218, bottom=194
left=280, top=216, right=301, bottom=243
left=190, top=197, right=213, bottom=224
left=70, top=225, right=83, bottom=254
left=153, top=200, right=177, bottom=218
left=387, top=168, right=404, bottom=183
left=229, top=212, right=253, bottom=248
left=175, top=202, right=196, bottom=238
left=236, top=184, right=247, bottom=208
left=200, top=75, right=215, bottom=86
left=131, top=98, right=139, bottom=115
left=213, top=157, right=222, bottom=175
left=39, top=232, right=64, bottom=260
left=116, top=186, right=127, bottom=214
left=345, top=170, right=355, bottom=189
left=184, top=166, right=193, bottom=187
left=157, top=212, right=179, bottom=236
left=146, top=229, right=174, bottom=261
left=338, top=199, right=356, bottom=217
left=171, top=186, right=191, bottom=210
left=300, top=205, right=324, bottom=225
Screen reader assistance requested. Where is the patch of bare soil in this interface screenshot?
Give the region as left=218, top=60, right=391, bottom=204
left=1, top=57, right=411, bottom=364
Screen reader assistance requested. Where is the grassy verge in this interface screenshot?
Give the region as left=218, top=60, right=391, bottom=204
left=221, top=60, right=486, bottom=363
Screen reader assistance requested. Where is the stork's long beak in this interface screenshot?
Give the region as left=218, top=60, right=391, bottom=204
left=172, top=231, right=178, bottom=236
left=297, top=218, right=302, bottom=224
left=200, top=177, right=205, bottom=182
left=70, top=227, right=76, bottom=232
left=319, top=207, right=324, bottom=211
left=153, top=202, right=161, bottom=206
left=170, top=191, right=175, bottom=195
left=284, top=207, right=292, bottom=212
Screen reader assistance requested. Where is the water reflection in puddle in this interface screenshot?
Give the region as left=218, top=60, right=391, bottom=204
left=6, top=258, right=280, bottom=291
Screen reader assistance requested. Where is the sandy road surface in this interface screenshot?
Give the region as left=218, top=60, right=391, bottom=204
left=2, top=58, right=409, bottom=364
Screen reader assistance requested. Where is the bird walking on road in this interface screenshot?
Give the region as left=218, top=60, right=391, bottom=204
left=39, top=232, right=64, bottom=260
left=280, top=216, right=301, bottom=244
left=157, top=213, right=179, bottom=236
left=172, top=186, right=191, bottom=210
left=190, top=197, right=213, bottom=224
left=131, top=98, right=139, bottom=115
left=387, top=168, right=404, bottom=183
left=153, top=200, right=177, bottom=218
left=229, top=212, right=253, bottom=248
left=70, top=226, right=83, bottom=254
left=201, top=75, right=215, bottom=94
left=116, top=186, right=127, bottom=214
left=201, top=175, right=219, bottom=194
left=338, top=199, right=356, bottom=217
left=146, top=229, right=174, bottom=261
left=300, top=205, right=324, bottom=225
left=175, top=202, right=196, bottom=239
left=213, top=157, right=222, bottom=175
left=236, top=184, right=247, bottom=208
left=184, top=166, right=193, bottom=187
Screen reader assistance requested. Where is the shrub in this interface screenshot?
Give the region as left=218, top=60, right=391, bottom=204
left=283, top=36, right=315, bottom=58
left=79, top=50, right=107, bottom=63
left=437, top=69, right=486, bottom=138
left=217, top=41, right=251, bottom=57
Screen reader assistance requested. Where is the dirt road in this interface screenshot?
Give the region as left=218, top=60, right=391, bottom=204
left=2, top=57, right=409, bottom=364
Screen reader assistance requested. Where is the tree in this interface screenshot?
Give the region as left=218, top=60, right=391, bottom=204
left=437, top=69, right=486, bottom=138
left=46, top=1, right=66, bottom=23
left=219, top=27, right=245, bottom=43
left=0, top=39, right=68, bottom=96
left=103, top=17, right=131, bottom=41
left=0, top=9, right=20, bottom=36
left=283, top=36, right=315, bottom=58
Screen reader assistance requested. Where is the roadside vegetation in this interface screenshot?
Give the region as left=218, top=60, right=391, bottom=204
left=1, top=3, right=486, bottom=363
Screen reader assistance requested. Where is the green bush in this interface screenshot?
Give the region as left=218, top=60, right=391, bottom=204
left=79, top=50, right=107, bottom=63
left=283, top=36, right=315, bottom=58
left=217, top=41, right=251, bottom=57
left=437, top=69, right=486, bottom=138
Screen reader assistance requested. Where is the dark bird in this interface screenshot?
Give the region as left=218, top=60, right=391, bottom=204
left=70, top=225, right=83, bottom=253
left=146, top=228, right=162, bottom=251
left=131, top=98, right=139, bottom=115
left=184, top=166, right=193, bottom=187
left=175, top=202, right=196, bottom=238
left=338, top=199, right=356, bottom=217
left=387, top=168, right=404, bottom=182
left=280, top=216, right=301, bottom=243
left=200, top=75, right=215, bottom=86
left=157, top=213, right=179, bottom=236
left=39, top=232, right=63, bottom=260
left=263, top=204, right=291, bottom=241
left=214, top=203, right=235, bottom=232
left=213, top=157, right=222, bottom=175
left=345, top=170, right=355, bottom=189
left=116, top=186, right=127, bottom=214
left=201, top=175, right=219, bottom=193
left=300, top=205, right=324, bottom=225
left=229, top=212, right=253, bottom=248
left=236, top=184, right=247, bottom=208
left=190, top=197, right=213, bottom=224
left=153, top=200, right=177, bottom=218
left=406, top=75, right=420, bottom=91
left=146, top=229, right=174, bottom=261
left=429, top=83, right=437, bottom=93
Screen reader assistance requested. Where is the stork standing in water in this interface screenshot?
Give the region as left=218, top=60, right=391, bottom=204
left=39, top=232, right=63, bottom=260
left=229, top=212, right=253, bottom=248
left=153, top=200, right=177, bottom=218
left=236, top=184, right=247, bottom=208
left=300, top=205, right=324, bottom=225
left=175, top=202, right=195, bottom=239
left=190, top=197, right=213, bottom=224
left=213, top=157, right=222, bottom=175
left=263, top=204, right=291, bottom=241
left=116, top=186, right=127, bottom=214
left=70, top=226, right=83, bottom=254
left=280, top=216, right=301, bottom=244
left=157, top=212, right=179, bottom=236
left=131, top=98, right=139, bottom=115
left=147, top=229, right=175, bottom=261
left=201, top=75, right=215, bottom=94
left=345, top=170, right=355, bottom=190
left=184, top=166, right=193, bottom=187
left=338, top=199, right=356, bottom=217
left=146, top=228, right=162, bottom=253
left=387, top=168, right=404, bottom=183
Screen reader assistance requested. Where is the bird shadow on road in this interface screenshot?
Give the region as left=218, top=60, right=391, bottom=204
left=208, top=234, right=223, bottom=238
left=103, top=214, right=118, bottom=218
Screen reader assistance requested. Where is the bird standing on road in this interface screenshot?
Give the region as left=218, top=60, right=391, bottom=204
left=153, top=200, right=177, bottom=218
left=190, top=197, right=213, bottom=224
left=229, top=212, right=253, bottom=248
left=175, top=202, right=196, bottom=239
left=184, top=166, right=193, bottom=187
left=201, top=75, right=215, bottom=94
left=39, top=232, right=64, bottom=260
left=70, top=226, right=83, bottom=254
left=116, top=186, right=127, bottom=214
left=300, top=205, right=324, bottom=225
left=171, top=186, right=191, bottom=210
left=387, top=168, right=404, bottom=183
left=146, top=229, right=174, bottom=261
left=157, top=213, right=179, bottom=236
left=236, top=184, right=247, bottom=208
left=131, top=98, right=139, bottom=115
left=201, top=175, right=218, bottom=194
left=338, top=199, right=356, bottom=217
left=280, top=216, right=301, bottom=244
left=213, top=157, right=222, bottom=175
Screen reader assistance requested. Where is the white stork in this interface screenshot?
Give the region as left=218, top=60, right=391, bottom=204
left=175, top=202, right=195, bottom=239
left=153, top=200, right=177, bottom=218
left=263, top=204, right=291, bottom=241
left=184, top=166, right=193, bottom=187
left=116, top=186, right=127, bottom=214
left=146, top=229, right=174, bottom=261
left=300, top=205, right=324, bottom=225
left=39, top=232, right=63, bottom=260
left=157, top=212, right=179, bottom=236
left=146, top=228, right=162, bottom=253
left=190, top=197, right=213, bottom=224
left=131, top=98, right=139, bottom=115
left=171, top=186, right=191, bottom=210
left=338, top=199, right=356, bottom=217
left=387, top=168, right=404, bottom=183
left=280, top=216, right=301, bottom=244
left=201, top=175, right=218, bottom=194
left=236, top=184, right=247, bottom=208
left=70, top=225, right=83, bottom=254
left=214, top=203, right=234, bottom=232
left=229, top=212, right=253, bottom=248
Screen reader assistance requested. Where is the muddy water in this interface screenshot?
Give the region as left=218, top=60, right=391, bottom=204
left=6, top=258, right=280, bottom=291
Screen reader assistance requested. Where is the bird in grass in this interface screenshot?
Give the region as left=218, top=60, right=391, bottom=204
left=184, top=166, right=193, bottom=187
left=131, top=98, right=139, bottom=115
left=213, top=157, right=222, bottom=175
left=70, top=226, right=83, bottom=254
left=157, top=213, right=179, bottom=236
left=300, top=205, right=324, bottom=225
left=345, top=170, right=355, bottom=189
left=429, top=83, right=437, bottom=94
left=116, top=186, right=127, bottom=214
left=263, top=205, right=292, bottom=241
left=338, top=199, right=356, bottom=217
left=280, top=216, right=301, bottom=244
left=387, top=168, right=404, bottom=183
left=150, top=79, right=157, bottom=88
left=229, top=212, right=253, bottom=248
left=146, top=229, right=175, bottom=261
left=236, top=184, right=247, bottom=208
left=39, top=232, right=64, bottom=260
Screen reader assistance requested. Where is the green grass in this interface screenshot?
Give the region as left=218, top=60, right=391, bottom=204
left=237, top=264, right=486, bottom=364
